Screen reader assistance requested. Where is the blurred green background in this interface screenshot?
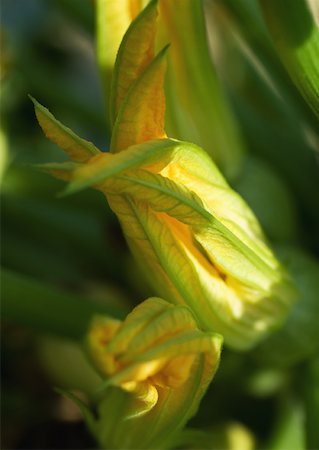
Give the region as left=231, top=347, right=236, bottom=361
left=1, top=1, right=135, bottom=447
left=1, top=0, right=319, bottom=449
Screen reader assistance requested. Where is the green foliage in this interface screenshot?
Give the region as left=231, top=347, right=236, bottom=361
left=260, top=0, right=319, bottom=119
left=1, top=269, right=127, bottom=339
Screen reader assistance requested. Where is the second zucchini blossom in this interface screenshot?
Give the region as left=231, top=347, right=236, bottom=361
left=32, top=1, right=296, bottom=350
left=62, top=298, right=222, bottom=449
left=88, top=297, right=222, bottom=414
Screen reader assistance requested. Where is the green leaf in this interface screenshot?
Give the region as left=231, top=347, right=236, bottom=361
left=159, top=0, right=245, bottom=180
left=235, top=156, right=299, bottom=242
left=259, top=0, right=319, bottom=119
left=210, top=0, right=319, bottom=227
left=1, top=269, right=126, bottom=339
left=303, top=358, right=319, bottom=449
left=254, top=246, right=319, bottom=367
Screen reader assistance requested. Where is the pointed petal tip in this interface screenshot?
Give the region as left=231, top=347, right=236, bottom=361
left=28, top=94, right=43, bottom=111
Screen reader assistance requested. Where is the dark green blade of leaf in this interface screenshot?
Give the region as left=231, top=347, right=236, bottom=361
left=259, top=0, right=319, bottom=120
left=1, top=269, right=127, bottom=339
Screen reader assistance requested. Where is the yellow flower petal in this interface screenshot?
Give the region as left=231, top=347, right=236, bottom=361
left=87, top=299, right=222, bottom=447
left=96, top=0, right=146, bottom=77
left=87, top=316, right=122, bottom=376
left=30, top=96, right=100, bottom=162
left=110, top=0, right=159, bottom=123
left=87, top=297, right=222, bottom=392
left=122, top=380, right=159, bottom=418
left=110, top=46, right=168, bottom=153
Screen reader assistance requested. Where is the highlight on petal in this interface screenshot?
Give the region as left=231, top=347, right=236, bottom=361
left=110, top=0, right=159, bottom=124
left=110, top=45, right=168, bottom=153
left=30, top=96, right=100, bottom=162
left=86, top=298, right=222, bottom=448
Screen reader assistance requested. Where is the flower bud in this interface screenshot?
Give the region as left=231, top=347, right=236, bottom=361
left=86, top=297, right=222, bottom=448
left=32, top=0, right=296, bottom=350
